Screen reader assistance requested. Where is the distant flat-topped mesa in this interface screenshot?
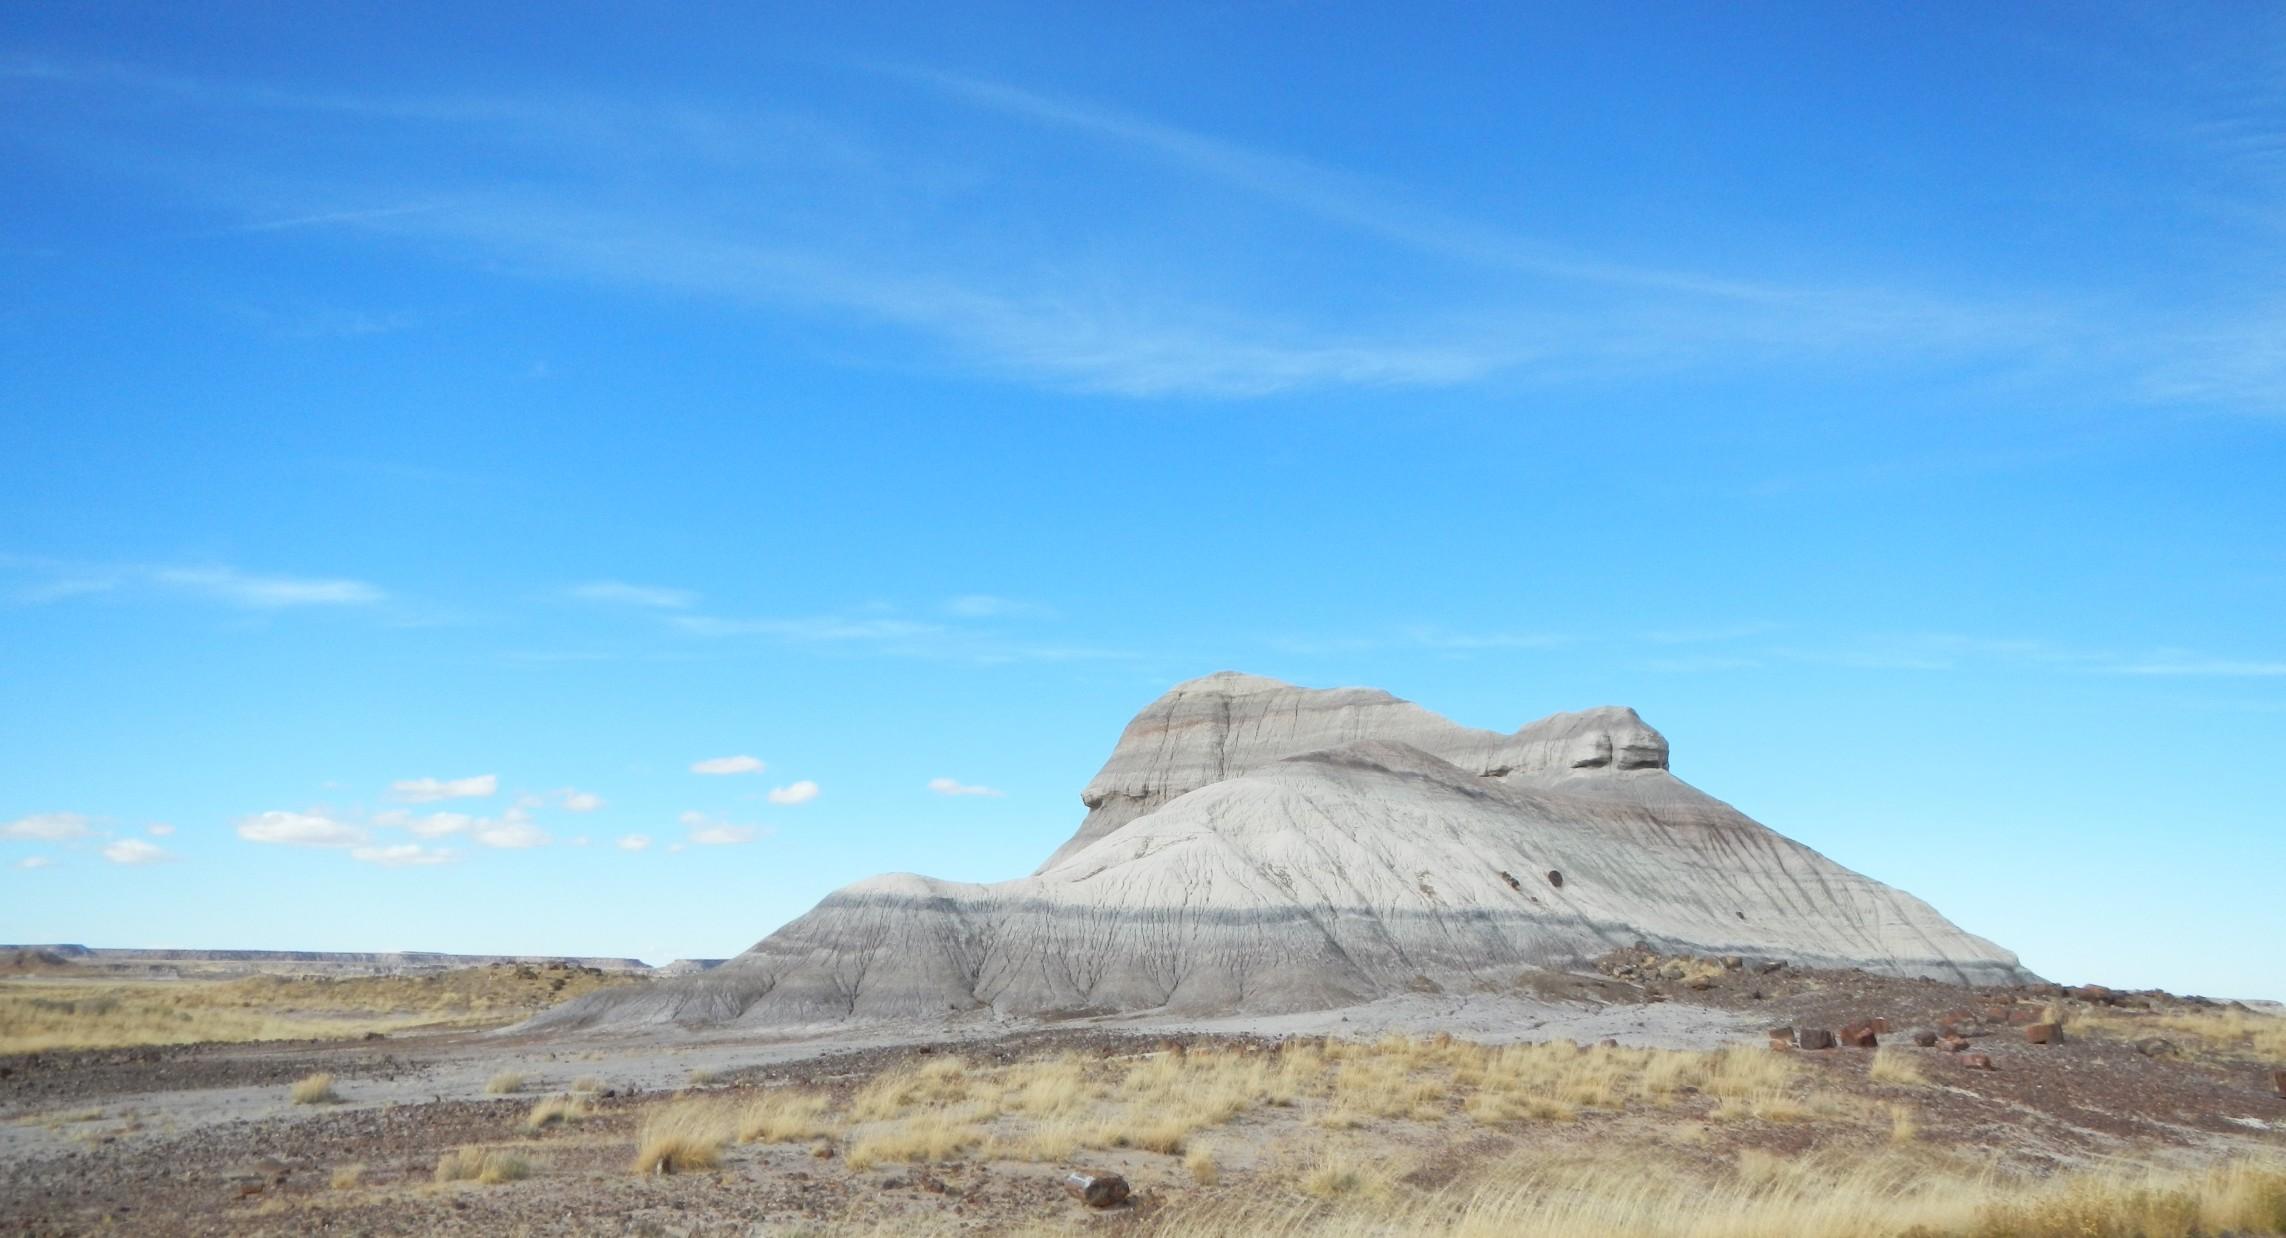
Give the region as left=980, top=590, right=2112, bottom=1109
left=533, top=673, right=2032, bottom=1032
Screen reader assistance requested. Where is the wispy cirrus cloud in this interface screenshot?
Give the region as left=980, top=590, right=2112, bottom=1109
left=9, top=54, right=2204, bottom=405
left=568, top=580, right=699, bottom=610
left=1, top=554, right=385, bottom=609
left=927, top=777, right=1004, bottom=798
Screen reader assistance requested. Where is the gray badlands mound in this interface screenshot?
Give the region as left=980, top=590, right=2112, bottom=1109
left=535, top=673, right=2031, bottom=1031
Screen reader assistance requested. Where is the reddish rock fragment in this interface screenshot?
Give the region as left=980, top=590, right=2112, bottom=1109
left=1962, top=1053, right=1996, bottom=1071
left=2024, top=1023, right=2062, bottom=1045
left=1794, top=1028, right=1836, bottom=1051
left=1912, top=1030, right=1939, bottom=1048
left=1838, top=1021, right=1880, bottom=1049
left=1939, top=1035, right=1972, bottom=1053
left=1062, top=1171, right=1131, bottom=1208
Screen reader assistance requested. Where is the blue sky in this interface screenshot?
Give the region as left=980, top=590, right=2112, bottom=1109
left=2, top=4, right=2280, bottom=997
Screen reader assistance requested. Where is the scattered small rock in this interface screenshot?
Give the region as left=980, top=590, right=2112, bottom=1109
left=1912, top=1030, right=1939, bottom=1048
left=2133, top=1038, right=2178, bottom=1058
left=1962, top=1053, right=1996, bottom=1071
left=1838, top=1021, right=1880, bottom=1049
left=1062, top=1170, right=1131, bottom=1208
left=1794, top=1028, right=1836, bottom=1051
left=2024, top=1023, right=2062, bottom=1046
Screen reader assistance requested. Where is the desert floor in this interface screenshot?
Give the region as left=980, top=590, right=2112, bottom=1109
left=4, top=954, right=2283, bottom=1236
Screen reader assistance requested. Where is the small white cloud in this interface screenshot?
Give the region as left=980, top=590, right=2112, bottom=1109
left=767, top=779, right=820, bottom=806
left=679, top=810, right=766, bottom=845
left=559, top=789, right=604, bottom=812
left=569, top=835, right=589, bottom=847
left=617, top=834, right=652, bottom=851
left=407, top=812, right=474, bottom=838
left=691, top=755, right=765, bottom=776
left=927, top=777, right=1005, bottom=798
left=351, top=843, right=453, bottom=867
left=3, top=812, right=95, bottom=840
left=146, top=823, right=175, bottom=837
left=667, top=842, right=687, bottom=853
left=236, top=810, right=367, bottom=848
left=472, top=819, right=549, bottom=849
left=103, top=838, right=173, bottom=865
left=567, top=580, right=697, bottom=609
left=14, top=855, right=54, bottom=870
left=389, top=774, right=498, bottom=803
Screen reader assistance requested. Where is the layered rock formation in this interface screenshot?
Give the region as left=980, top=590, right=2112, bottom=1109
left=534, top=673, right=2031, bottom=1031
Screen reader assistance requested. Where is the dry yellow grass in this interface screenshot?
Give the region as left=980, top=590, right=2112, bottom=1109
left=525, top=1094, right=590, bottom=1130
left=328, top=1164, right=364, bottom=1190
left=1297, top=1147, right=1389, bottom=1200
left=633, top=1098, right=733, bottom=1174
left=738, top=1090, right=837, bottom=1144
left=847, top=1111, right=987, bottom=1169
left=0, top=966, right=644, bottom=1053
left=290, top=1072, right=337, bottom=1105
left=628, top=1035, right=1847, bottom=1180
left=1887, top=1104, right=1919, bottom=1143
left=581, top=1036, right=2282, bottom=1236
left=1131, top=1153, right=2286, bottom=1238
left=2080, top=1004, right=2286, bottom=1062
left=485, top=1071, right=527, bottom=1095
left=433, top=1146, right=530, bottom=1185
left=1867, top=1048, right=1927, bottom=1086
left=571, top=1075, right=605, bottom=1094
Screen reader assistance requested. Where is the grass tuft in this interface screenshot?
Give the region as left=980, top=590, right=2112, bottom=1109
left=525, top=1094, right=589, bottom=1130
left=632, top=1099, right=732, bottom=1175
left=290, top=1073, right=337, bottom=1105
left=485, top=1071, right=527, bottom=1095
left=1868, top=1048, right=1927, bottom=1086
left=433, top=1146, right=530, bottom=1186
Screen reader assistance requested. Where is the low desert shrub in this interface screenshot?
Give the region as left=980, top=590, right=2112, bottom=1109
left=485, top=1071, right=527, bottom=1095
left=845, top=1111, right=986, bottom=1169
left=433, top=1146, right=529, bottom=1185
left=290, top=1073, right=337, bottom=1105
left=526, top=1094, right=589, bottom=1130
left=632, top=1099, right=732, bottom=1174
left=738, top=1089, right=837, bottom=1144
